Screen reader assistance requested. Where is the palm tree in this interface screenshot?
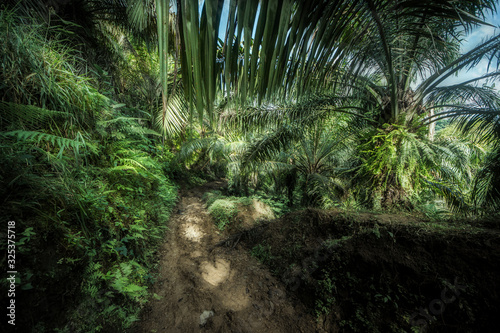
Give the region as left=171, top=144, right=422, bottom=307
left=13, top=0, right=498, bottom=210
left=228, top=102, right=360, bottom=206
left=160, top=1, right=495, bottom=112
left=167, top=1, right=499, bottom=209
left=329, top=1, right=500, bottom=209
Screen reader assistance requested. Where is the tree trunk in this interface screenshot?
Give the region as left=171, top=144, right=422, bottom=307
left=428, top=108, right=435, bottom=141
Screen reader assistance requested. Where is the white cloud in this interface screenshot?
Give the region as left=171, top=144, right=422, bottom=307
left=446, top=8, right=500, bottom=90
left=462, top=25, right=497, bottom=52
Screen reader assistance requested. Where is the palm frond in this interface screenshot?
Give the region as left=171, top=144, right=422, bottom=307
left=242, top=125, right=303, bottom=167
left=155, top=93, right=188, bottom=137
left=422, top=179, right=470, bottom=214
left=472, top=147, right=500, bottom=212
left=416, top=34, right=500, bottom=105
left=426, top=107, right=500, bottom=144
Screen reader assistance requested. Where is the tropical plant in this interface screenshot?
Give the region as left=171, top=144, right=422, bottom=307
left=242, top=113, right=358, bottom=206
left=165, top=0, right=499, bottom=211
left=320, top=1, right=500, bottom=209
left=0, top=7, right=179, bottom=332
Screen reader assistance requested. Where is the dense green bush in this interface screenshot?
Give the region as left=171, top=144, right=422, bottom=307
left=0, top=8, right=178, bottom=332
left=208, top=199, right=238, bottom=230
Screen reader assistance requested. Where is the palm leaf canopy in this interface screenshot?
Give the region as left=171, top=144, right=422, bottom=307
left=13, top=1, right=497, bottom=127
left=168, top=0, right=498, bottom=120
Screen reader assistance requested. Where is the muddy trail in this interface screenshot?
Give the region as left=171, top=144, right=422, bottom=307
left=135, top=181, right=316, bottom=333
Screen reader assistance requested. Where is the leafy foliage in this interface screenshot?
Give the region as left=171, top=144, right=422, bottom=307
left=1, top=1, right=500, bottom=331
left=207, top=198, right=239, bottom=231
left=0, top=7, right=178, bottom=332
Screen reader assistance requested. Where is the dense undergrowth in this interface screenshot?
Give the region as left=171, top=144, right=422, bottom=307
left=0, top=8, right=177, bottom=332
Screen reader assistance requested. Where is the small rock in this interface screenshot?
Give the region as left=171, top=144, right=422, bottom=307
left=199, top=310, right=214, bottom=327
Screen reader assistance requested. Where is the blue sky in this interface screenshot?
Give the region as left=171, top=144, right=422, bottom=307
left=462, top=3, right=500, bottom=52
left=445, top=3, right=500, bottom=87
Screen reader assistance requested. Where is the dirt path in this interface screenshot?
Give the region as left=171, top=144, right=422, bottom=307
left=136, top=181, right=316, bottom=333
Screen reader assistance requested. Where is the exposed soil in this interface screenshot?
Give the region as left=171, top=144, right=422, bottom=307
left=238, top=209, right=500, bottom=332
left=135, top=181, right=500, bottom=333
left=134, top=181, right=316, bottom=333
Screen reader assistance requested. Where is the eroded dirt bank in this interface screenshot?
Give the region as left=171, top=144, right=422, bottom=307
left=239, top=209, right=500, bottom=332
left=135, top=181, right=316, bottom=333
left=135, top=181, right=500, bottom=333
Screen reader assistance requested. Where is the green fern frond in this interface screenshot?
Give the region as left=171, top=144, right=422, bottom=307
left=109, top=165, right=137, bottom=173
left=114, top=158, right=147, bottom=170
left=98, top=117, right=143, bottom=127
left=2, top=130, right=84, bottom=154
left=0, top=101, right=75, bottom=131
left=98, top=115, right=162, bottom=139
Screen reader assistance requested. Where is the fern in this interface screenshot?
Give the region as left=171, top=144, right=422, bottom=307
left=98, top=116, right=161, bottom=138
left=1, top=130, right=84, bottom=158
left=0, top=101, right=75, bottom=131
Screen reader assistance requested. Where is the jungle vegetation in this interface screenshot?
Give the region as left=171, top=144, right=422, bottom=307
left=0, top=0, right=499, bottom=332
